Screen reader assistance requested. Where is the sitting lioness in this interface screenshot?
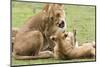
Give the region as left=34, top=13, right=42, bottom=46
left=50, top=31, right=95, bottom=59
left=13, top=4, right=66, bottom=60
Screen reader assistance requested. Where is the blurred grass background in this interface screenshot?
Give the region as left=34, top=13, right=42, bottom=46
left=12, top=1, right=96, bottom=66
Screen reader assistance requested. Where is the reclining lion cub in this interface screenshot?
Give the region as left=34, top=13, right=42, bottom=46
left=50, top=31, right=95, bottom=59
left=13, top=4, right=66, bottom=60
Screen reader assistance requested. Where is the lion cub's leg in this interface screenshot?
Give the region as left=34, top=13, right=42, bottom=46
left=53, top=45, right=61, bottom=59
left=69, top=45, right=95, bottom=58
left=82, top=41, right=95, bottom=48
left=81, top=42, right=95, bottom=58
left=53, top=46, right=66, bottom=59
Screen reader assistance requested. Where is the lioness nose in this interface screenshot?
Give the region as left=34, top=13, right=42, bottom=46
left=59, top=20, right=65, bottom=28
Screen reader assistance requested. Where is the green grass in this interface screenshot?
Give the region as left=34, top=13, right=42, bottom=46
left=12, top=57, right=95, bottom=66
left=12, top=1, right=96, bottom=66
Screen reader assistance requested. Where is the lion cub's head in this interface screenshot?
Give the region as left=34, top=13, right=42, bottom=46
left=50, top=31, right=74, bottom=47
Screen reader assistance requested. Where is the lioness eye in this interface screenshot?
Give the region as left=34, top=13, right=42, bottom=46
left=56, top=22, right=59, bottom=26
left=56, top=13, right=60, bottom=17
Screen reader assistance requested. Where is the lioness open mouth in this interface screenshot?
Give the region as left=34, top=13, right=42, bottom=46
left=59, top=20, right=65, bottom=28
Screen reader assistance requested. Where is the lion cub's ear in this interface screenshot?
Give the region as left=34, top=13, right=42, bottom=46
left=50, top=36, right=57, bottom=41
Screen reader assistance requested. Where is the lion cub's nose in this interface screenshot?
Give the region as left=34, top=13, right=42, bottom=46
left=59, top=20, right=65, bottom=28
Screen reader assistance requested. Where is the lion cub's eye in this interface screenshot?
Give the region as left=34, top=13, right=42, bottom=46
left=64, top=33, right=68, bottom=38
left=50, top=36, right=57, bottom=41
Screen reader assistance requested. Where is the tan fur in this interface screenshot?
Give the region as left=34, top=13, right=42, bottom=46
left=13, top=4, right=66, bottom=60
left=50, top=31, right=95, bottom=59
left=12, top=28, right=19, bottom=37
left=12, top=28, right=19, bottom=52
left=12, top=28, right=19, bottom=43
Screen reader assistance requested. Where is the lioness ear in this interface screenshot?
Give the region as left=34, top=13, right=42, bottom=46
left=50, top=36, right=57, bottom=41
left=43, top=4, right=54, bottom=21
left=58, top=4, right=63, bottom=6
left=54, top=4, right=64, bottom=8
left=43, top=4, right=51, bottom=12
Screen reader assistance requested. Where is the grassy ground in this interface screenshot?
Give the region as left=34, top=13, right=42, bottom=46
left=12, top=57, right=95, bottom=66
left=12, top=1, right=96, bottom=66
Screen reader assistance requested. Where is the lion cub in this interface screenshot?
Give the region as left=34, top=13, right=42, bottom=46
left=50, top=31, right=95, bottom=59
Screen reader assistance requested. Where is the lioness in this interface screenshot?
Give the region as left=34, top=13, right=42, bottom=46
left=50, top=31, right=95, bottom=59
left=13, top=4, right=66, bottom=60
